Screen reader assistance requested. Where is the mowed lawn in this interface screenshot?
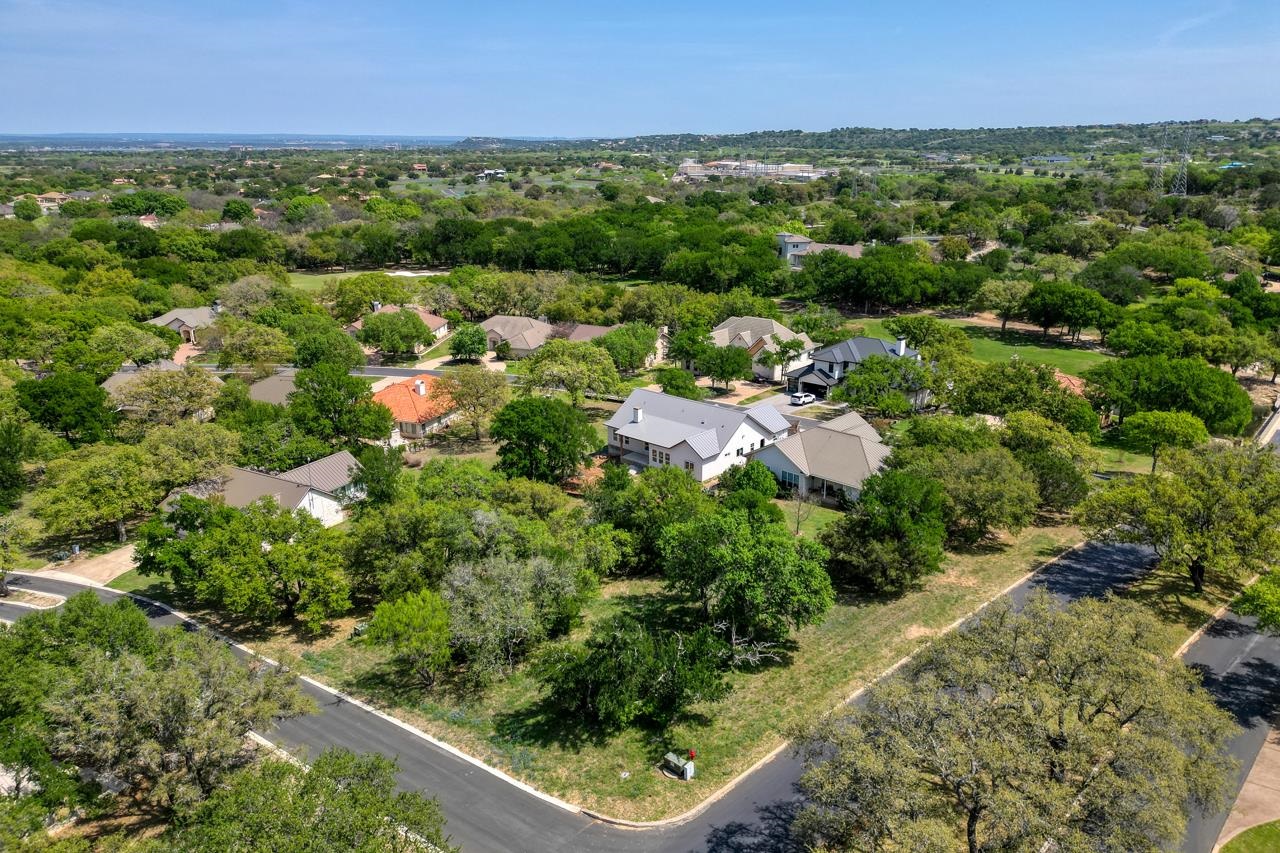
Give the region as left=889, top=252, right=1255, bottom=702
left=1223, top=820, right=1280, bottom=853
left=287, top=270, right=365, bottom=291
left=857, top=317, right=1112, bottom=375
left=219, top=522, right=1086, bottom=821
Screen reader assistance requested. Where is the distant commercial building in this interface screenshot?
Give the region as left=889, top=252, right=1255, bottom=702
left=677, top=159, right=835, bottom=182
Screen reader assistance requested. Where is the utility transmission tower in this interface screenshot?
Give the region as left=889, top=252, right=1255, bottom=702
left=1171, top=128, right=1191, bottom=197
left=1149, top=124, right=1168, bottom=195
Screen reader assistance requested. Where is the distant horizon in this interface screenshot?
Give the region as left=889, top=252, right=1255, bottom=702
left=0, top=115, right=1276, bottom=143
left=4, top=1, right=1277, bottom=137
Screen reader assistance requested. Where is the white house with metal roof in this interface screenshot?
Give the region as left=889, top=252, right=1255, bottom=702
left=785, top=335, right=921, bottom=400
left=708, top=316, right=815, bottom=382
left=605, top=389, right=791, bottom=482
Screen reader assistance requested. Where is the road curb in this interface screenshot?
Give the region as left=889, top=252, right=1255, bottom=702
left=9, top=539, right=1095, bottom=832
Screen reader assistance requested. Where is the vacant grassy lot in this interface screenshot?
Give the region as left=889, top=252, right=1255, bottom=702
left=178, top=522, right=1083, bottom=820
left=858, top=317, right=1111, bottom=375
left=287, top=270, right=364, bottom=291
left=1223, top=820, right=1280, bottom=853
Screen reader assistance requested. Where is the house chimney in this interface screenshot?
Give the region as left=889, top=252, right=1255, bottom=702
left=633, top=406, right=643, bottom=423
left=896, top=337, right=907, bottom=357
left=371, top=300, right=382, bottom=312
left=414, top=379, right=426, bottom=396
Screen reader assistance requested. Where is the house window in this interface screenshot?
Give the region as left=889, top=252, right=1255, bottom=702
left=623, top=436, right=630, bottom=445
left=684, top=461, right=694, bottom=472
left=736, top=448, right=744, bottom=457
left=777, top=469, right=801, bottom=489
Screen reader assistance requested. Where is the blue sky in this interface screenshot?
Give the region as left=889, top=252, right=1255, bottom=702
left=2, top=0, right=1277, bottom=136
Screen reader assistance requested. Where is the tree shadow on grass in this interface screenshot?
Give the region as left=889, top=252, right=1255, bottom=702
left=955, top=323, right=1105, bottom=353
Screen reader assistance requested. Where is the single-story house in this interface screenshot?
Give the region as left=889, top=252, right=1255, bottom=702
left=605, top=388, right=791, bottom=482
left=372, top=374, right=457, bottom=446
left=786, top=336, right=921, bottom=400
left=776, top=232, right=864, bottom=271
left=247, top=371, right=297, bottom=406
left=216, top=450, right=361, bottom=527
left=709, top=316, right=815, bottom=382
left=67, top=190, right=96, bottom=201
left=146, top=306, right=219, bottom=344
left=480, top=315, right=557, bottom=358
left=0, top=204, right=13, bottom=219
left=346, top=303, right=449, bottom=351
left=752, top=411, right=891, bottom=502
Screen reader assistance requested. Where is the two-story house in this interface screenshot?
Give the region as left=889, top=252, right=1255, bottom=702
left=708, top=316, right=815, bottom=382
left=785, top=336, right=921, bottom=400
left=605, top=389, right=791, bottom=482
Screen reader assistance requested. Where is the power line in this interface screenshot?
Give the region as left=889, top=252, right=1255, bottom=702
left=1149, top=124, right=1168, bottom=195
left=1171, top=127, right=1191, bottom=197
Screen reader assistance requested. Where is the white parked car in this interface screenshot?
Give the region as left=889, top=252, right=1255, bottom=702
left=790, top=392, right=816, bottom=405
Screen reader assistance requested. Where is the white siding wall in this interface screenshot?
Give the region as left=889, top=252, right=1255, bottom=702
left=299, top=491, right=346, bottom=527
left=699, top=421, right=786, bottom=481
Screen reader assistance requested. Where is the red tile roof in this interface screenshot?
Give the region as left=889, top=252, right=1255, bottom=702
left=373, top=374, right=455, bottom=424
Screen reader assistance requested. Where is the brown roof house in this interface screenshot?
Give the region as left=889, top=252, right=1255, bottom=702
left=709, top=316, right=815, bottom=382
left=777, top=232, right=863, bottom=271
left=207, top=451, right=361, bottom=527
left=146, top=306, right=219, bottom=344
left=751, top=411, right=891, bottom=503
left=372, top=374, right=457, bottom=446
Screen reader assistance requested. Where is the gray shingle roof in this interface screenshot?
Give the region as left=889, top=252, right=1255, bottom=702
left=146, top=307, right=218, bottom=330
left=606, top=389, right=789, bottom=459
left=760, top=427, right=891, bottom=488
left=221, top=468, right=313, bottom=510
left=809, top=336, right=917, bottom=364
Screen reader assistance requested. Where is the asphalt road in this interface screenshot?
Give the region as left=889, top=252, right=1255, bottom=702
left=4, top=542, right=1274, bottom=853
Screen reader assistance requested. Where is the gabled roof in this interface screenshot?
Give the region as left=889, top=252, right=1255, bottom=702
left=605, top=389, right=789, bottom=460
left=373, top=374, right=455, bottom=424
left=146, top=306, right=218, bottom=330
left=777, top=232, right=814, bottom=243
left=221, top=467, right=314, bottom=510
left=819, top=410, right=884, bottom=442
left=563, top=323, right=618, bottom=342
left=809, top=336, right=917, bottom=364
left=276, top=450, right=360, bottom=494
left=710, top=317, right=814, bottom=353
left=800, top=241, right=863, bottom=259
left=99, top=360, right=218, bottom=395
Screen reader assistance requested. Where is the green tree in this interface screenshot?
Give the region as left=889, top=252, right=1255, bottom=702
left=795, top=594, right=1236, bottom=853
left=45, top=624, right=312, bottom=813
left=970, top=277, right=1032, bottom=333
left=588, top=464, right=712, bottom=572
left=448, top=322, right=488, bottom=361
left=595, top=323, right=658, bottom=375
left=113, top=365, right=223, bottom=425
left=524, top=338, right=620, bottom=405
left=357, top=309, right=432, bottom=357
left=326, top=273, right=411, bottom=324
left=655, top=366, right=704, bottom=399
left=431, top=364, right=509, bottom=439
left=294, top=326, right=366, bottom=370
left=667, top=326, right=712, bottom=366
left=220, top=198, right=255, bottom=222
left=998, top=410, right=1099, bottom=509
left=1082, top=355, right=1253, bottom=435
left=0, top=419, right=29, bottom=512
left=216, top=321, right=295, bottom=373
left=139, top=421, right=239, bottom=492
left=1120, top=410, right=1211, bottom=473
left=489, top=397, right=598, bottom=483
left=87, top=322, right=173, bottom=368
left=16, top=372, right=114, bottom=445
left=13, top=198, right=41, bottom=221
left=289, top=363, right=393, bottom=446
left=349, top=444, right=404, bottom=505
left=1078, top=445, right=1280, bottom=593
left=535, top=615, right=730, bottom=730
left=135, top=497, right=351, bottom=630
left=718, top=459, right=778, bottom=500
left=697, top=345, right=753, bottom=391
left=366, top=589, right=452, bottom=687
left=29, top=444, right=159, bottom=542
left=832, top=354, right=930, bottom=417
left=176, top=749, right=457, bottom=853
left=660, top=510, right=833, bottom=643
left=924, top=446, right=1039, bottom=545
left=821, top=470, right=946, bottom=594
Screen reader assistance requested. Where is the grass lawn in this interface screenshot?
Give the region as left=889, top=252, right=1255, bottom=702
left=857, top=317, right=1111, bottom=375
left=244, top=522, right=1085, bottom=820
left=771, top=498, right=843, bottom=539
left=417, top=337, right=455, bottom=361
left=1223, top=820, right=1280, bottom=853
left=287, top=270, right=364, bottom=292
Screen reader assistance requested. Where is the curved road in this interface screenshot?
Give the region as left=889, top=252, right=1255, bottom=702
left=4, top=542, right=1277, bottom=853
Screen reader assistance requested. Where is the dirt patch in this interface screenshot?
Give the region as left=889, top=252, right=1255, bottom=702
left=4, top=589, right=62, bottom=608
left=903, top=624, right=939, bottom=640
left=936, top=566, right=980, bottom=587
